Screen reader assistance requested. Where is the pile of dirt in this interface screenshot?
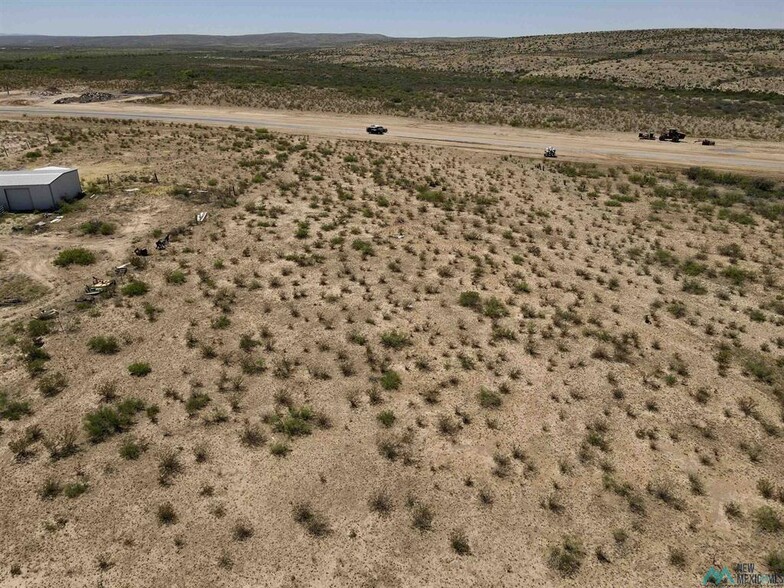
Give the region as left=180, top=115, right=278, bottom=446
left=54, top=91, right=113, bottom=104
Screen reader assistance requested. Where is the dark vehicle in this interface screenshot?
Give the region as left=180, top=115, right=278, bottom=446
left=701, top=139, right=716, bottom=146
left=366, top=125, right=388, bottom=135
left=659, top=129, right=686, bottom=142
left=638, top=131, right=656, bottom=140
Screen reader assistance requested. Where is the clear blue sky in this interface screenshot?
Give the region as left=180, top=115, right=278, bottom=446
left=0, top=0, right=781, bottom=38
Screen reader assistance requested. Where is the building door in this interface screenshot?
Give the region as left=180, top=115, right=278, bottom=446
left=5, top=188, right=34, bottom=212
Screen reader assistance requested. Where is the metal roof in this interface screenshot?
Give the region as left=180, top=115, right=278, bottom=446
left=0, top=167, right=76, bottom=187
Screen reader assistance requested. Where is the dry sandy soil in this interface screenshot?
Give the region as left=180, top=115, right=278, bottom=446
left=0, top=116, right=783, bottom=587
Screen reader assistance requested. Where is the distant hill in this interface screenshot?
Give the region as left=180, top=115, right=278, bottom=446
left=0, top=32, right=488, bottom=50
left=0, top=32, right=398, bottom=49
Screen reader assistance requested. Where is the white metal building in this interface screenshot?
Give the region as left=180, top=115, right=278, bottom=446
left=0, top=167, right=82, bottom=212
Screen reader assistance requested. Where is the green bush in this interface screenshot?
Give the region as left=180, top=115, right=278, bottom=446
left=549, top=536, right=585, bottom=577
left=768, top=551, right=784, bottom=575
left=482, top=297, right=509, bottom=319
left=38, top=372, right=68, bottom=397
left=88, top=335, right=120, bottom=354
left=53, top=248, right=95, bottom=267
left=80, top=220, right=116, bottom=236
left=380, top=370, right=402, bottom=390
left=119, top=437, right=144, bottom=460
left=377, top=410, right=396, bottom=428
left=185, top=392, right=211, bottom=416
left=27, top=319, right=51, bottom=338
left=380, top=330, right=411, bottom=349
left=121, top=280, right=149, bottom=296
left=478, top=388, right=502, bottom=409
left=128, top=362, right=151, bottom=377
left=63, top=481, right=89, bottom=498
left=0, top=391, right=31, bottom=421
left=166, top=270, right=187, bottom=285
left=755, top=506, right=783, bottom=533
left=270, top=406, right=314, bottom=437
left=84, top=397, right=145, bottom=442
left=458, top=291, right=481, bottom=309
left=351, top=239, right=374, bottom=256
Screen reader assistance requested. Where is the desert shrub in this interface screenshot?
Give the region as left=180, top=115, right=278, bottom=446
left=483, top=297, right=509, bottom=319
left=754, top=506, right=783, bottom=533
left=768, top=551, right=784, bottom=574
left=647, top=479, right=685, bottom=510
left=376, top=410, right=396, bottom=428
left=722, top=265, right=754, bottom=286
left=368, top=490, right=393, bottom=515
left=548, top=536, right=585, bottom=577
left=27, top=319, right=51, bottom=338
left=240, top=356, right=267, bottom=374
left=380, top=330, right=411, bottom=349
left=458, top=291, right=482, bottom=309
left=38, top=372, right=67, bottom=397
left=411, top=503, right=434, bottom=531
left=293, top=502, right=331, bottom=537
left=43, top=425, right=79, bottom=460
left=166, top=270, right=187, bottom=285
left=80, top=220, right=116, bottom=236
left=157, top=502, right=177, bottom=525
left=39, top=478, right=61, bottom=500
left=270, top=406, right=314, bottom=437
left=682, top=280, right=707, bottom=295
left=128, top=362, right=151, bottom=377
left=63, top=481, right=89, bottom=498
left=450, top=528, right=471, bottom=555
left=240, top=423, right=266, bottom=447
left=83, top=397, right=145, bottom=442
left=88, top=335, right=120, bottom=354
left=478, top=388, right=502, bottom=409
left=121, top=280, right=149, bottom=296
left=380, top=370, right=401, bottom=390
left=185, top=392, right=211, bottom=416
left=351, top=239, right=374, bottom=256
left=232, top=519, right=254, bottom=541
left=0, top=392, right=31, bottom=421
left=53, top=248, right=95, bottom=267
left=269, top=441, right=291, bottom=456
left=158, top=450, right=183, bottom=485
left=119, top=437, right=145, bottom=460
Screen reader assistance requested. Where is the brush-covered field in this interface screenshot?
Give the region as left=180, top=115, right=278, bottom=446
left=0, top=116, right=782, bottom=586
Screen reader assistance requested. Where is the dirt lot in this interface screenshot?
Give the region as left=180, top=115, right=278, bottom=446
left=0, top=117, right=782, bottom=586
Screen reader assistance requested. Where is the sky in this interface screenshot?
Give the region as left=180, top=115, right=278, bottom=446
left=0, top=0, right=781, bottom=38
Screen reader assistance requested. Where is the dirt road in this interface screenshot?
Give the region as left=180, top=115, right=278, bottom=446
left=2, top=102, right=783, bottom=175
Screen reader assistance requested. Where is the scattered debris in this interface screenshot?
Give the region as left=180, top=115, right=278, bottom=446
left=49, top=216, right=63, bottom=224
left=134, top=248, right=149, bottom=257
left=196, top=212, right=207, bottom=223
left=36, top=308, right=58, bottom=320
left=155, top=234, right=171, bottom=251
left=54, top=92, right=114, bottom=105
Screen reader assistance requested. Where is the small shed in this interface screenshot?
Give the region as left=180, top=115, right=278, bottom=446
left=0, top=167, right=82, bottom=212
